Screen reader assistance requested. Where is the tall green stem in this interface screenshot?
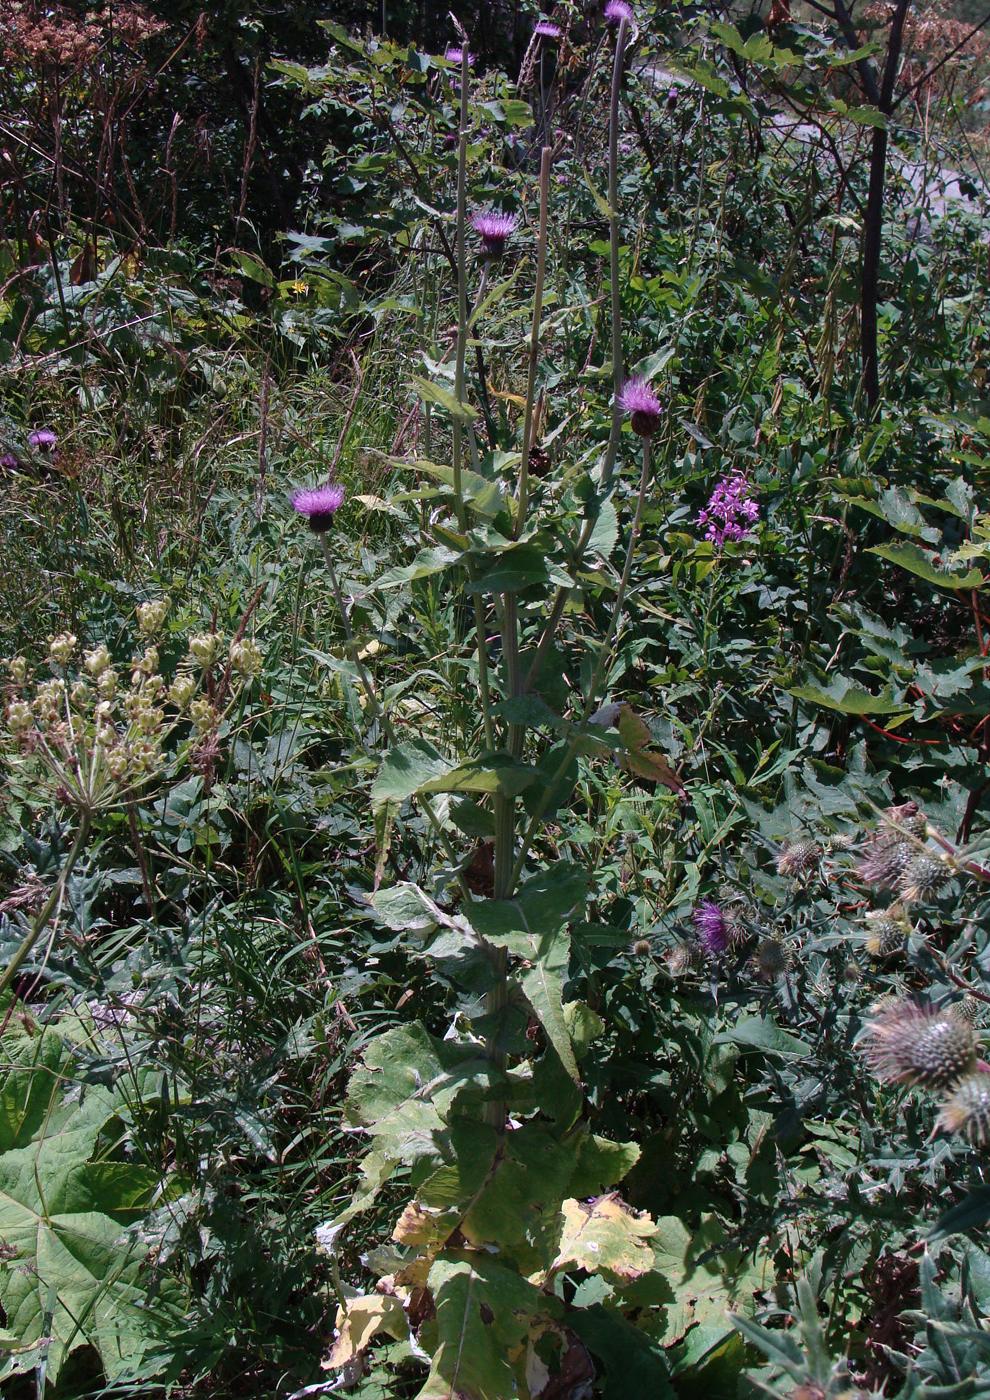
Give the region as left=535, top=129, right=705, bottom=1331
left=513, top=146, right=552, bottom=542
left=318, top=535, right=470, bottom=899
left=511, top=433, right=653, bottom=888
left=0, top=812, right=91, bottom=1005
left=523, top=16, right=629, bottom=694
left=451, top=45, right=470, bottom=532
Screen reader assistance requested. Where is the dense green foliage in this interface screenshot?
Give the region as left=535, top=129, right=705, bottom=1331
left=3, top=2, right=990, bottom=1397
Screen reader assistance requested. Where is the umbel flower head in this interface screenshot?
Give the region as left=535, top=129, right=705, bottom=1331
left=618, top=378, right=663, bottom=436
left=862, top=1000, right=978, bottom=1090
left=937, top=1072, right=990, bottom=1145
left=292, top=483, right=345, bottom=533
left=605, top=0, right=634, bottom=23
left=697, top=474, right=759, bottom=547
left=471, top=210, right=518, bottom=258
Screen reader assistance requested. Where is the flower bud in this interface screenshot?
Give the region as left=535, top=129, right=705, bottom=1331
left=48, top=633, right=77, bottom=666
left=897, top=851, right=951, bottom=905
left=188, top=633, right=221, bottom=667
left=937, top=1072, right=990, bottom=1145
left=136, top=599, right=169, bottom=637
left=84, top=645, right=112, bottom=677
left=6, top=700, right=32, bottom=735
left=7, top=657, right=28, bottom=685
left=776, top=839, right=821, bottom=879
left=862, top=1000, right=977, bottom=1089
left=168, top=674, right=197, bottom=710
left=229, top=637, right=263, bottom=677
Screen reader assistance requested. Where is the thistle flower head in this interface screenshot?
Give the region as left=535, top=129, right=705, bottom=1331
left=534, top=19, right=562, bottom=37
left=693, top=899, right=732, bottom=957
left=937, top=1072, right=990, bottom=1145
left=881, top=801, right=928, bottom=841
left=776, top=838, right=821, bottom=879
left=752, top=937, right=790, bottom=981
left=897, top=850, right=950, bottom=905
left=1, top=451, right=18, bottom=469
left=630, top=937, right=652, bottom=957
left=618, top=378, right=663, bottom=436
left=950, top=997, right=983, bottom=1027
left=471, top=209, right=519, bottom=257
left=857, top=837, right=913, bottom=889
left=666, top=941, right=700, bottom=976
left=697, top=474, right=759, bottom=548
left=666, top=87, right=679, bottom=109
left=28, top=429, right=56, bottom=450
left=863, top=1001, right=978, bottom=1089
left=444, top=45, right=475, bottom=65
left=604, top=0, right=634, bottom=23
left=863, top=908, right=909, bottom=959
left=291, top=483, right=346, bottom=532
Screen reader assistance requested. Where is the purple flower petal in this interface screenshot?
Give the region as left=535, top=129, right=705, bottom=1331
left=292, top=483, right=345, bottom=532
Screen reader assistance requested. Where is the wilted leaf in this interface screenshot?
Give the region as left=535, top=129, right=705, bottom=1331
left=552, top=1194, right=657, bottom=1284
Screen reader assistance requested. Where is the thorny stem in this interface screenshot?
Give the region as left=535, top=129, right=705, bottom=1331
left=510, top=434, right=654, bottom=889
left=0, top=812, right=92, bottom=1007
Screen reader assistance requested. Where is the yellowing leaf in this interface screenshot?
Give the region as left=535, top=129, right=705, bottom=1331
left=324, top=1293, right=408, bottom=1370
left=552, top=1193, right=657, bottom=1284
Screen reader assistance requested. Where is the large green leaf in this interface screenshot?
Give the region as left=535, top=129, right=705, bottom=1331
left=465, top=867, right=587, bottom=1080
left=419, top=1256, right=555, bottom=1400
left=0, top=1090, right=176, bottom=1386
left=867, top=541, right=984, bottom=590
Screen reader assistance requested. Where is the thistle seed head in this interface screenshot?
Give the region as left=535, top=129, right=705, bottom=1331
left=863, top=907, right=910, bottom=959
left=752, top=937, right=789, bottom=980
left=666, top=942, right=700, bottom=976
left=937, top=1072, right=990, bottom=1145
left=776, top=839, right=822, bottom=878
left=897, top=851, right=950, bottom=905
left=863, top=1000, right=978, bottom=1089
left=857, top=838, right=913, bottom=890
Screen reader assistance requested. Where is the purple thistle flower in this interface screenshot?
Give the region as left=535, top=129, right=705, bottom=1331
left=693, top=900, right=730, bottom=957
left=534, top=20, right=562, bottom=38
left=29, top=429, right=56, bottom=450
left=292, top=483, right=345, bottom=533
left=697, top=473, right=759, bottom=548
left=471, top=209, right=518, bottom=258
left=605, top=0, right=634, bottom=24
left=445, top=46, right=475, bottom=65
left=1, top=452, right=19, bottom=469
left=618, top=377, right=663, bottom=436
left=666, top=87, right=679, bottom=109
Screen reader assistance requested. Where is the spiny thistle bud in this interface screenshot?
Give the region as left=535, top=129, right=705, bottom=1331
left=862, top=1001, right=978, bottom=1089
left=950, top=997, right=983, bottom=1027
left=666, top=942, right=700, bottom=976
left=229, top=638, right=263, bottom=677
left=897, top=851, right=951, bottom=905
left=630, top=938, right=652, bottom=957
left=48, top=633, right=77, bottom=666
left=752, top=937, right=790, bottom=981
left=776, top=839, right=821, bottom=879
left=857, top=838, right=913, bottom=890
left=863, top=907, right=910, bottom=959
left=936, top=1072, right=990, bottom=1145
left=188, top=633, right=221, bottom=667
left=136, top=599, right=168, bottom=637
left=83, top=645, right=111, bottom=677
left=7, top=656, right=28, bottom=685
left=882, top=801, right=928, bottom=841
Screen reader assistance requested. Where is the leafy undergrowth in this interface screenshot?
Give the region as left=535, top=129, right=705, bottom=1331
left=3, top=2, right=990, bottom=1398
